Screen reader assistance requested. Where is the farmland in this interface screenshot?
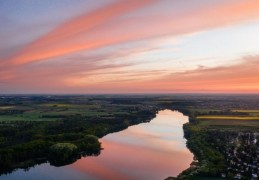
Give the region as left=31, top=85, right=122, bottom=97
left=0, top=102, right=133, bottom=122
left=0, top=94, right=259, bottom=179
left=195, top=115, right=259, bottom=128
left=197, top=116, right=259, bottom=120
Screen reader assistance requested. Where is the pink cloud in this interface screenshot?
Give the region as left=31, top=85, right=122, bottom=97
left=1, top=0, right=259, bottom=93
left=4, top=0, right=259, bottom=67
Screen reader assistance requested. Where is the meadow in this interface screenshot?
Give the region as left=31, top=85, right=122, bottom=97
left=0, top=102, right=133, bottom=122
left=194, top=111, right=259, bottom=130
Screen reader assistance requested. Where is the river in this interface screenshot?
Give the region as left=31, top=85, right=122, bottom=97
left=1, top=110, right=193, bottom=180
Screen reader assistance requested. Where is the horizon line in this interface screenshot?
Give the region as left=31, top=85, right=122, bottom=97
left=1, top=92, right=259, bottom=96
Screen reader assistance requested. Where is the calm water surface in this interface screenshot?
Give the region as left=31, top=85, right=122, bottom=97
left=1, top=110, right=193, bottom=180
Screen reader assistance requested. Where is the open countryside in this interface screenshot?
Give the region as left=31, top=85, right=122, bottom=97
left=1, top=0, right=259, bottom=179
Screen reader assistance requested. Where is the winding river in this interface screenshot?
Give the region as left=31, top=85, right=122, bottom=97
left=1, top=110, right=193, bottom=180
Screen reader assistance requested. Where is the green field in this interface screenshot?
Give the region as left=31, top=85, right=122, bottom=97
left=198, top=119, right=259, bottom=127
left=195, top=112, right=259, bottom=129
left=0, top=102, right=133, bottom=122
left=231, top=109, right=259, bottom=116
left=197, top=115, right=259, bottom=120
left=232, top=109, right=259, bottom=113
left=194, top=113, right=259, bottom=130
left=189, top=109, right=221, bottom=113
left=0, top=106, right=14, bottom=109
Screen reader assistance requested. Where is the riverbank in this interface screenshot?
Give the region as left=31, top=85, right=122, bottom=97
left=161, top=96, right=259, bottom=179
left=0, top=96, right=159, bottom=175
left=177, top=122, right=259, bottom=179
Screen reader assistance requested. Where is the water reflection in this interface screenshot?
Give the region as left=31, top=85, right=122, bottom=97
left=1, top=110, right=193, bottom=180
left=71, top=110, right=193, bottom=180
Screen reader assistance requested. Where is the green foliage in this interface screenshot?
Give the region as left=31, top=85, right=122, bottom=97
left=0, top=140, right=52, bottom=173
left=76, top=135, right=101, bottom=155
left=48, top=143, right=78, bottom=166
left=49, top=143, right=78, bottom=158
left=0, top=96, right=158, bottom=174
left=180, top=123, right=226, bottom=178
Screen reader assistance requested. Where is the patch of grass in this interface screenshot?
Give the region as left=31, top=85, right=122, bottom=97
left=196, top=114, right=259, bottom=130
left=41, top=103, right=72, bottom=107
left=199, top=119, right=259, bottom=127
left=231, top=110, right=259, bottom=116
left=232, top=109, right=259, bottom=113
left=189, top=109, right=220, bottom=113
left=0, top=106, right=15, bottom=109
left=0, top=115, right=55, bottom=122
left=197, top=116, right=259, bottom=120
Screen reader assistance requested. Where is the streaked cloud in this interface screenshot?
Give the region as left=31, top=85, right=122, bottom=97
left=130, top=56, right=259, bottom=93
left=4, top=0, right=259, bottom=65
left=0, top=0, right=259, bottom=93
left=8, top=0, right=157, bottom=65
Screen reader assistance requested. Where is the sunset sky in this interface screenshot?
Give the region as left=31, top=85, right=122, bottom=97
left=1, top=0, right=259, bottom=94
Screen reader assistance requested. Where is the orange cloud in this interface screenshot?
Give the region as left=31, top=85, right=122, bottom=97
left=52, top=55, right=259, bottom=94
left=2, top=1, right=259, bottom=94
left=3, top=56, right=259, bottom=94
left=5, top=55, right=259, bottom=94
left=6, top=0, right=259, bottom=67
left=131, top=56, right=259, bottom=93
left=9, top=0, right=157, bottom=65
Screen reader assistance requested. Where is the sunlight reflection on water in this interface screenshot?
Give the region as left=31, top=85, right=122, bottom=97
left=70, top=110, right=193, bottom=180
left=1, top=110, right=193, bottom=180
